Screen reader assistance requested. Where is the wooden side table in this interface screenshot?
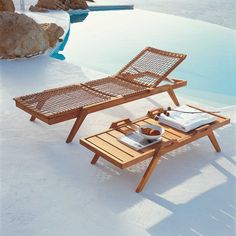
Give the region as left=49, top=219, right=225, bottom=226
left=80, top=105, right=230, bottom=192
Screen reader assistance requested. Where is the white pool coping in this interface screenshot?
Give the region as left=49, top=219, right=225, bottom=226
left=1, top=7, right=235, bottom=236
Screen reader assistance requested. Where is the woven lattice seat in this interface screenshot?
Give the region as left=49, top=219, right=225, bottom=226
left=14, top=47, right=187, bottom=143
left=84, top=76, right=148, bottom=97
left=17, top=85, right=111, bottom=119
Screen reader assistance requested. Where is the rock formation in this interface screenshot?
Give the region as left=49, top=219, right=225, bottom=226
left=0, top=12, right=49, bottom=59
left=70, top=0, right=88, bottom=10
left=29, top=5, right=49, bottom=12
left=0, top=12, right=65, bottom=59
left=33, top=0, right=88, bottom=11
left=35, top=0, right=69, bottom=10
left=0, top=2, right=3, bottom=11
left=40, top=23, right=64, bottom=47
left=0, top=0, right=15, bottom=12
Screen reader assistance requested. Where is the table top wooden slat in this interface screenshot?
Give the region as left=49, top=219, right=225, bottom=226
left=86, top=136, right=134, bottom=162
left=98, top=132, right=140, bottom=157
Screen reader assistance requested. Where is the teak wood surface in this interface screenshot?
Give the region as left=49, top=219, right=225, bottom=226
left=80, top=105, right=230, bottom=192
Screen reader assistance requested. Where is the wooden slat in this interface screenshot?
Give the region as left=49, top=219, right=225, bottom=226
left=107, top=129, right=125, bottom=138
left=134, top=120, right=149, bottom=126
left=98, top=132, right=140, bottom=157
left=87, top=136, right=134, bottom=162
left=117, top=126, right=136, bottom=135
left=80, top=138, right=124, bottom=168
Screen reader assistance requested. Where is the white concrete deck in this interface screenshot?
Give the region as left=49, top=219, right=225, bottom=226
left=1, top=56, right=235, bottom=235
left=1, top=4, right=236, bottom=236
left=24, top=11, right=70, bottom=35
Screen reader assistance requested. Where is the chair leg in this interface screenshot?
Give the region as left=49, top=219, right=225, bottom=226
left=30, top=116, right=36, bottom=121
left=167, top=87, right=180, bottom=106
left=66, top=110, right=88, bottom=143
left=29, top=100, right=48, bottom=122
left=136, top=154, right=161, bottom=193
left=208, top=130, right=221, bottom=152
left=91, top=154, right=100, bottom=164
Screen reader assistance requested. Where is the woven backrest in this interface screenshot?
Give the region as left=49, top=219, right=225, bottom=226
left=84, top=76, right=148, bottom=97
left=117, top=47, right=186, bottom=87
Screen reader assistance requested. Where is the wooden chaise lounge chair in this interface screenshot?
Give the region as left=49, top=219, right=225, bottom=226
left=13, top=47, right=187, bottom=143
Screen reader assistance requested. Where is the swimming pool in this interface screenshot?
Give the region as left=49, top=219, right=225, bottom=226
left=51, top=9, right=236, bottom=106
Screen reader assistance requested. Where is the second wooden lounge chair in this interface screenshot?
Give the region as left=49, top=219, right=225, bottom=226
left=13, top=47, right=187, bottom=143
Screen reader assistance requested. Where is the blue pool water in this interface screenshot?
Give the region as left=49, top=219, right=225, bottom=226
left=51, top=9, right=236, bottom=106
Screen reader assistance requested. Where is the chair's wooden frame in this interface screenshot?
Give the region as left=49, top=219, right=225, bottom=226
left=80, top=105, right=230, bottom=192
left=13, top=47, right=187, bottom=143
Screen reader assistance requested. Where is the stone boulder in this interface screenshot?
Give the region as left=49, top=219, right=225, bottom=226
left=0, top=2, right=3, bottom=11
left=29, top=5, right=49, bottom=12
left=34, top=0, right=88, bottom=10
left=35, top=0, right=69, bottom=10
left=70, top=0, right=88, bottom=10
left=0, top=0, right=15, bottom=12
left=0, top=12, right=49, bottom=59
left=40, top=23, right=64, bottom=47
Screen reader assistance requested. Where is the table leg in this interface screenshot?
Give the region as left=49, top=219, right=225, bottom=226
left=91, top=154, right=100, bottom=164
left=136, top=154, right=161, bottom=193
left=30, top=116, right=36, bottom=121
left=208, top=130, right=221, bottom=152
